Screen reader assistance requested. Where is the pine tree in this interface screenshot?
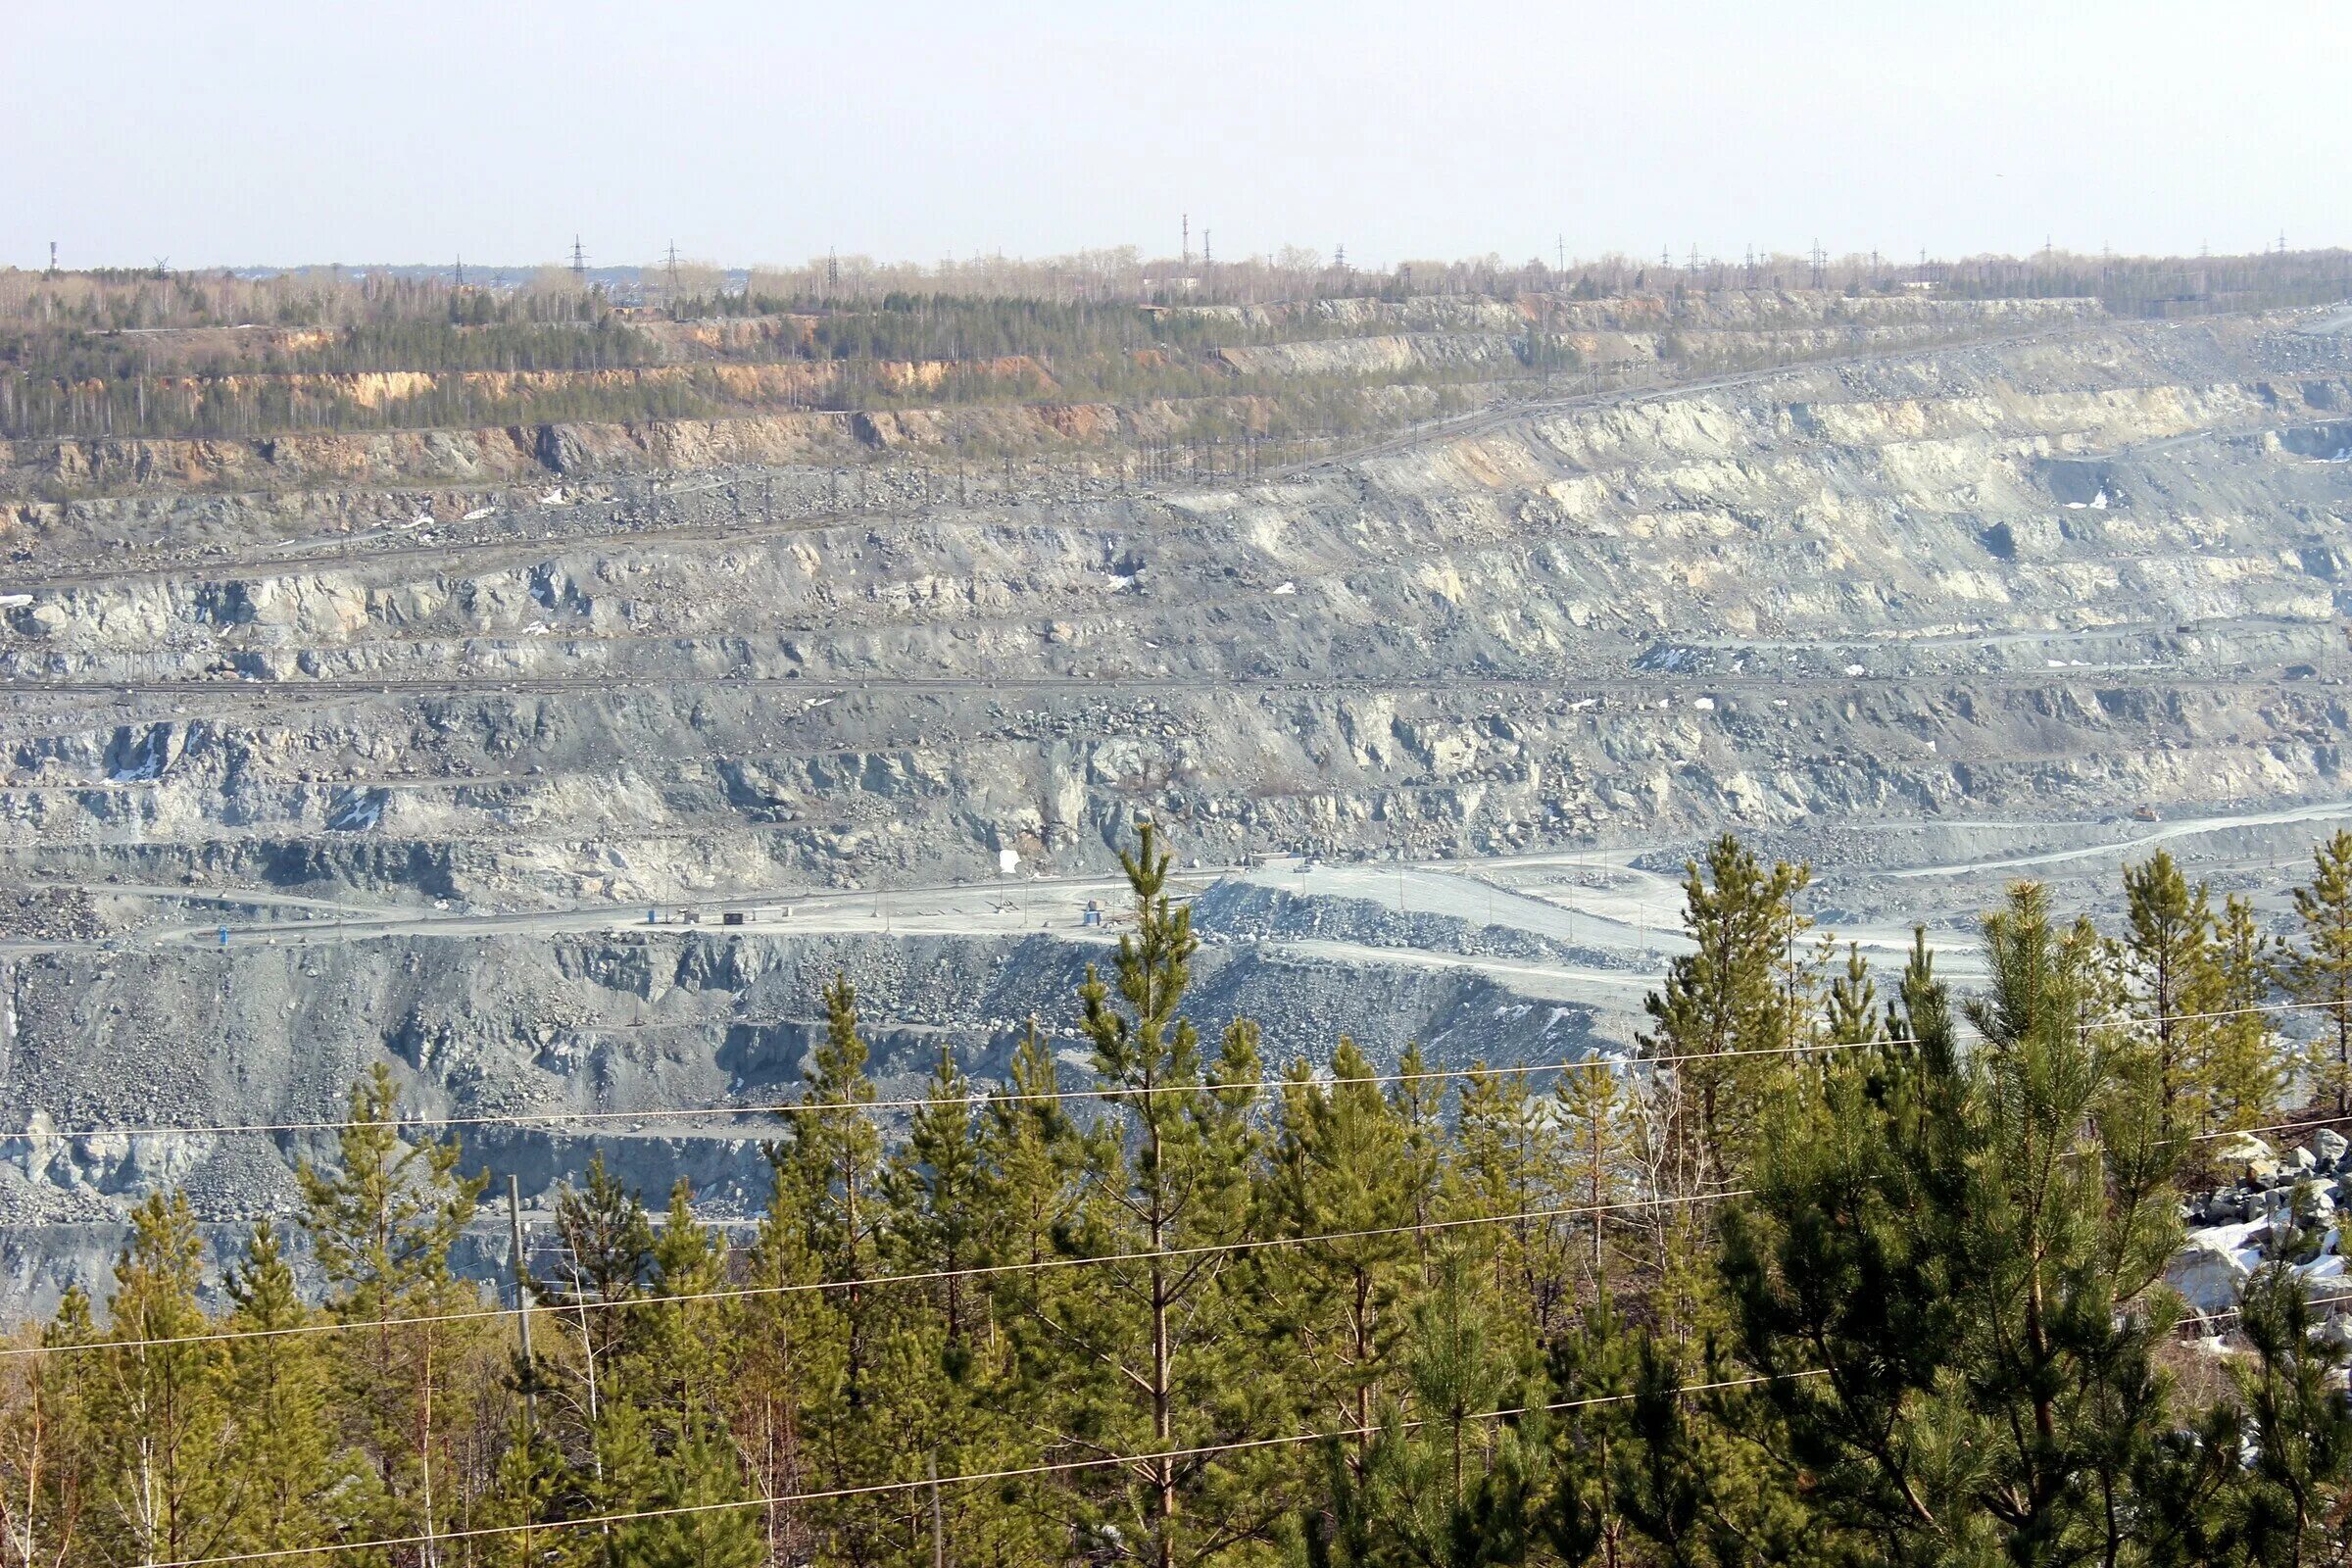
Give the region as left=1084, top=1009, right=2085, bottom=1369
left=2213, top=1264, right=2352, bottom=1563
left=2121, top=850, right=2218, bottom=1125
left=1049, top=821, right=1272, bottom=1568
left=84, top=1191, right=233, bottom=1568
left=1306, top=1249, right=1565, bottom=1568
left=476, top=1413, right=581, bottom=1568
left=541, top=1151, right=657, bottom=1392
left=1769, top=859, right=1828, bottom=1057
left=1597, top=1335, right=1715, bottom=1568
left=745, top=972, right=884, bottom=1566
left=883, top=1041, right=985, bottom=1351
left=297, top=1062, right=492, bottom=1557
left=971, top=1018, right=1085, bottom=1555
left=1386, top=1042, right=1447, bottom=1278
left=1716, top=947, right=1973, bottom=1565
left=1639, top=835, right=1809, bottom=1180
left=1555, top=1060, right=1636, bottom=1294
left=1258, top=1039, right=1418, bottom=1450
left=1823, top=944, right=1880, bottom=1048
left=641, top=1180, right=730, bottom=1421
left=878, top=1038, right=1054, bottom=1568
left=220, top=1220, right=342, bottom=1558
left=776, top=972, right=884, bottom=1333
left=978, top=1016, right=1083, bottom=1277
left=1720, top=882, right=2190, bottom=1566
left=2289, top=829, right=2352, bottom=1115
left=1451, top=1065, right=1572, bottom=1342
left=1542, top=1301, right=1639, bottom=1568
left=609, top=1410, right=762, bottom=1568
left=527, top=1152, right=663, bottom=1561
left=1882, top=926, right=1950, bottom=1056
left=2206, top=894, right=2290, bottom=1134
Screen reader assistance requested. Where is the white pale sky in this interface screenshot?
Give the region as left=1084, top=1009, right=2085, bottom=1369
left=6, top=0, right=2344, bottom=271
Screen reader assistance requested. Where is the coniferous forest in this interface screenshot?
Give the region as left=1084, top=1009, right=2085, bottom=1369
left=17, top=822, right=2352, bottom=1568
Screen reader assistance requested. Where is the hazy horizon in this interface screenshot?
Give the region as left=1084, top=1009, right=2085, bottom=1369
left=8, top=0, right=2347, bottom=273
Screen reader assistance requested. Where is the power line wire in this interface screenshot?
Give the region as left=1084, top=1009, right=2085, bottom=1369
left=0, top=1188, right=1743, bottom=1362
left=137, top=1368, right=1830, bottom=1568
left=19, top=996, right=2335, bottom=1143
left=11, top=1040, right=1870, bottom=1140
left=4, top=1004, right=2337, bottom=1359
left=30, top=1070, right=2340, bottom=1363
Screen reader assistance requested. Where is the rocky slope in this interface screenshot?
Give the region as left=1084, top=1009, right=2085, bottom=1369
left=3, top=292, right=2351, bottom=1309
left=4, top=312, right=2349, bottom=903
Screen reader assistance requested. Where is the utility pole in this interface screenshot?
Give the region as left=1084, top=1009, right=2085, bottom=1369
left=508, top=1175, right=536, bottom=1429
left=929, top=1452, right=946, bottom=1568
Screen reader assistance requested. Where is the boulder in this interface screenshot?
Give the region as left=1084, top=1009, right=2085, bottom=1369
left=2167, top=1235, right=2253, bottom=1315
left=2205, top=1189, right=2251, bottom=1225
left=2318, top=1128, right=2350, bottom=1168
left=2213, top=1132, right=2282, bottom=1185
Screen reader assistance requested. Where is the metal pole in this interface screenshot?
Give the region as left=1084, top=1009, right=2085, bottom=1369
left=930, top=1451, right=945, bottom=1568
left=508, top=1174, right=536, bottom=1428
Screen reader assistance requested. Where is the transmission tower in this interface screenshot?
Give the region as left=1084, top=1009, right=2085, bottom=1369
left=1809, top=240, right=1826, bottom=289
left=570, top=236, right=588, bottom=282
left=665, top=242, right=681, bottom=304
left=1182, top=213, right=1190, bottom=268
left=1202, top=228, right=1211, bottom=266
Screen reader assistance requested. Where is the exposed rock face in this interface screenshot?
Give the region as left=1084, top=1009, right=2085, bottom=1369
left=5, top=296, right=2352, bottom=1313
left=5, top=314, right=2350, bottom=902
left=0, top=926, right=1594, bottom=1313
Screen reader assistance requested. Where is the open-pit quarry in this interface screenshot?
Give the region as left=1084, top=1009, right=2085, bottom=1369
left=5, top=284, right=2352, bottom=1308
